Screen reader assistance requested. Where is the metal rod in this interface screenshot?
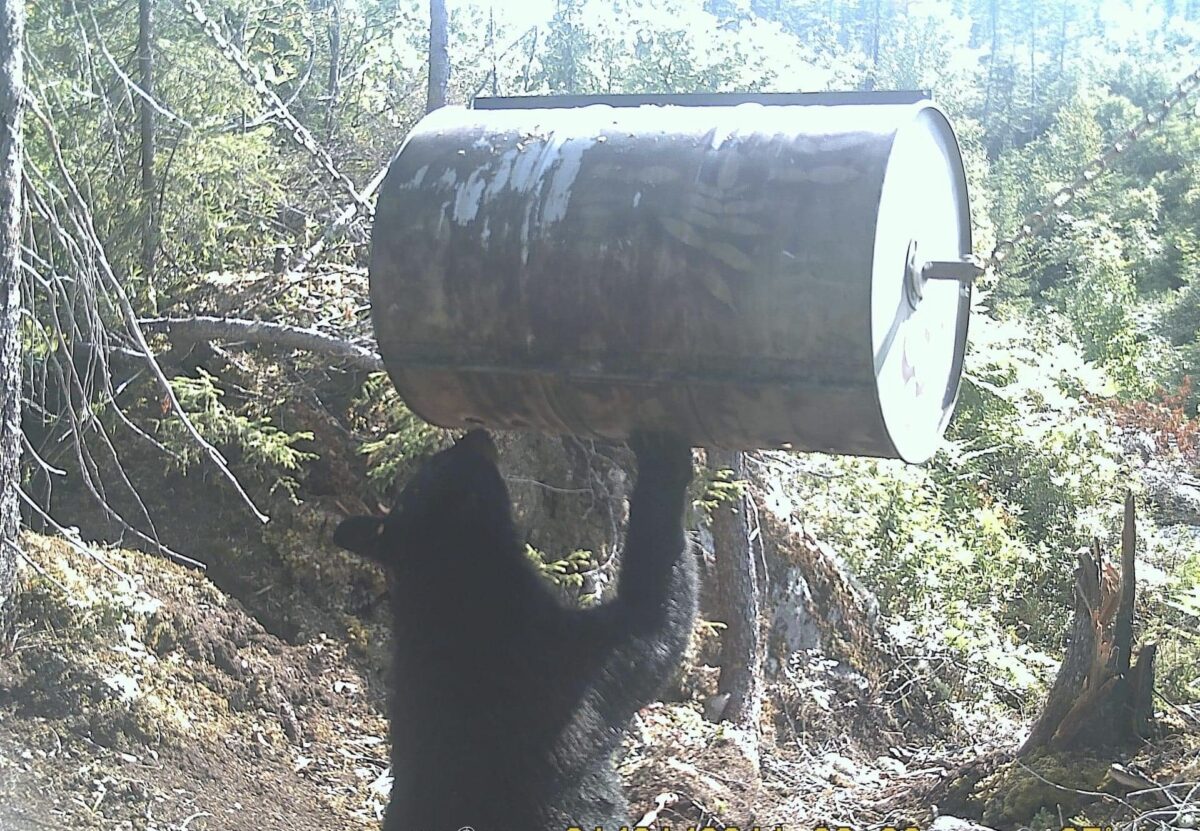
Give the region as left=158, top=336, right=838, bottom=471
left=921, top=259, right=985, bottom=283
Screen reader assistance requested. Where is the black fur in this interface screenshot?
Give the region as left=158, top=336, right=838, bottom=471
left=334, top=429, right=697, bottom=830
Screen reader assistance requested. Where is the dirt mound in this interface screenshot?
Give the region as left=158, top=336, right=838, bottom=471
left=0, top=533, right=389, bottom=831
left=0, top=532, right=754, bottom=831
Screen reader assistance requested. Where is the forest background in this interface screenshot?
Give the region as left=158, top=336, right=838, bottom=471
left=2, top=0, right=1200, bottom=828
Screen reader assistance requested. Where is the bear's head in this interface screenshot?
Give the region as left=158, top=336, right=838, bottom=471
left=333, top=429, right=511, bottom=566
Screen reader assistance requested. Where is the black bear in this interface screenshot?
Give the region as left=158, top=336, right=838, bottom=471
left=333, top=429, right=697, bottom=830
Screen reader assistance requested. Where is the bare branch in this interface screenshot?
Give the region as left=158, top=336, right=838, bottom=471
left=18, top=486, right=205, bottom=572
left=85, top=10, right=192, bottom=131
left=243, top=164, right=390, bottom=316
left=285, top=163, right=388, bottom=280
left=138, top=315, right=384, bottom=372
left=25, top=93, right=271, bottom=524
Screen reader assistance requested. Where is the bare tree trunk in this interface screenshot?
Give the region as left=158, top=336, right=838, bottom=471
left=522, top=27, right=538, bottom=93
left=325, top=0, right=341, bottom=131
left=0, top=0, right=26, bottom=638
left=982, top=0, right=998, bottom=118
left=137, top=0, right=156, bottom=301
left=707, top=450, right=764, bottom=739
left=328, top=0, right=341, bottom=99
left=871, top=0, right=880, bottom=71
left=427, top=0, right=449, bottom=113
left=1028, top=2, right=1037, bottom=117
left=487, top=5, right=498, bottom=96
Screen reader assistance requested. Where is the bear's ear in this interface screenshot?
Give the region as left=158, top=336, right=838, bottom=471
left=333, top=515, right=388, bottom=563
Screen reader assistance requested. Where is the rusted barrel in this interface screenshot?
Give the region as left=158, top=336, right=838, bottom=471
left=369, top=93, right=977, bottom=462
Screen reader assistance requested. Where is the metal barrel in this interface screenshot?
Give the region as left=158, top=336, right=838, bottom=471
left=368, top=94, right=975, bottom=462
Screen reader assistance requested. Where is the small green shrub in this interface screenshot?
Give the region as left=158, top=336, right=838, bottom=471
left=350, top=372, right=448, bottom=493
left=525, top=545, right=599, bottom=603
left=158, top=369, right=315, bottom=477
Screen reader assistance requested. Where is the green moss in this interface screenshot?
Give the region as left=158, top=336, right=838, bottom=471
left=146, top=614, right=180, bottom=656
left=343, top=615, right=373, bottom=657
left=978, top=752, right=1109, bottom=827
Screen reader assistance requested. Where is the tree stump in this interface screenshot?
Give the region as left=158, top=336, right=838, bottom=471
left=1017, top=492, right=1157, bottom=755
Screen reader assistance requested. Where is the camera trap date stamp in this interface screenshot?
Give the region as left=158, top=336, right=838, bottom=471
left=566, top=826, right=787, bottom=831
left=812, top=826, right=1113, bottom=831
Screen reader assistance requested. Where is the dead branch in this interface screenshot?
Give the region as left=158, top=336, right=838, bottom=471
left=25, top=93, right=271, bottom=524
left=18, top=485, right=202, bottom=572
left=282, top=165, right=387, bottom=281
left=244, top=164, right=389, bottom=315
left=23, top=171, right=182, bottom=550
left=137, top=315, right=384, bottom=372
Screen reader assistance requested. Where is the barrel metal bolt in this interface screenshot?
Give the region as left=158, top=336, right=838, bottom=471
left=905, top=239, right=984, bottom=307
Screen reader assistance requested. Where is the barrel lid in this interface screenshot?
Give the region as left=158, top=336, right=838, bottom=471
left=871, top=103, right=973, bottom=464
